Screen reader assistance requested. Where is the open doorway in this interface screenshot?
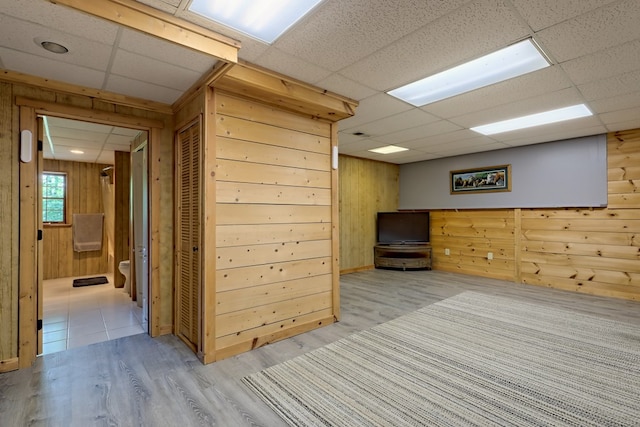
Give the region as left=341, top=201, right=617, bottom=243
left=39, top=115, right=150, bottom=354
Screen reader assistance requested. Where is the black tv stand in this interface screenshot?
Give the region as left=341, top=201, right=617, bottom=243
left=374, top=243, right=432, bottom=271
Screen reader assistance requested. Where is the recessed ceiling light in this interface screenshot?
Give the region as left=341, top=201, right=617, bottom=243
left=40, top=41, right=69, bottom=54
left=369, top=145, right=409, bottom=154
left=387, top=38, right=550, bottom=107
left=189, top=0, right=324, bottom=44
left=470, top=104, right=593, bottom=135
left=70, top=149, right=84, bottom=154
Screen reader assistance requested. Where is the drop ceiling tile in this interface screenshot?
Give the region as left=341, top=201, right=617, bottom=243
left=374, top=120, right=463, bottom=145
left=451, top=87, right=585, bottom=128
left=560, top=39, right=640, bottom=85
left=342, top=109, right=440, bottom=137
left=535, top=0, right=640, bottom=62
left=0, top=47, right=105, bottom=88
left=338, top=93, right=413, bottom=129
left=96, top=151, right=115, bottom=165
left=134, top=0, right=181, bottom=14
left=253, top=48, right=332, bottom=84
left=316, top=73, right=377, bottom=101
left=104, top=74, right=181, bottom=104
left=337, top=132, right=366, bottom=145
left=429, top=142, right=509, bottom=158
left=393, top=152, right=440, bottom=164
left=500, top=126, right=608, bottom=147
left=600, top=106, right=640, bottom=127
left=421, top=66, right=573, bottom=118
left=403, top=129, right=494, bottom=147
left=111, top=49, right=202, bottom=91
left=340, top=0, right=530, bottom=91
left=590, top=91, right=640, bottom=113
left=337, top=139, right=384, bottom=154
left=47, top=117, right=112, bottom=133
left=48, top=130, right=107, bottom=146
left=1, top=0, right=119, bottom=44
left=274, top=0, right=470, bottom=72
left=578, top=69, right=640, bottom=101
left=105, top=134, right=135, bottom=146
left=401, top=134, right=498, bottom=151
left=511, top=0, right=617, bottom=31
left=606, top=119, right=640, bottom=133
left=103, top=143, right=132, bottom=152
left=119, top=28, right=217, bottom=74
left=0, top=15, right=114, bottom=70
left=492, top=118, right=605, bottom=144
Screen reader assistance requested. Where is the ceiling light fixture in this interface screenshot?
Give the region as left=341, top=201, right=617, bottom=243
left=387, top=38, right=550, bottom=107
left=189, top=0, right=324, bottom=44
left=70, top=149, right=84, bottom=154
left=470, top=104, right=593, bottom=135
left=369, top=145, right=409, bottom=154
left=40, top=41, right=69, bottom=54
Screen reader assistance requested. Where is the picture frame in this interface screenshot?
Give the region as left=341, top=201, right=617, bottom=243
left=450, top=164, right=511, bottom=194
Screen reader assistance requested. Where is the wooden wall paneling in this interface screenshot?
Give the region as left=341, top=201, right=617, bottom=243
left=430, top=209, right=516, bottom=282
left=0, top=81, right=19, bottom=368
left=338, top=155, right=399, bottom=273
left=18, top=105, right=37, bottom=368
left=330, top=122, right=340, bottom=320
left=213, top=91, right=337, bottom=360
left=42, top=160, right=109, bottom=280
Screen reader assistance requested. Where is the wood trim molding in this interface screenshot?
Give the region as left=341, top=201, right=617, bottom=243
left=2, top=70, right=173, bottom=114
left=214, top=61, right=358, bottom=122
left=330, top=123, right=341, bottom=321
left=15, top=97, right=166, bottom=129
left=0, top=357, right=19, bottom=373
left=49, top=0, right=239, bottom=62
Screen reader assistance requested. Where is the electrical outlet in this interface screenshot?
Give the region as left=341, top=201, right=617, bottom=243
left=487, top=252, right=493, bottom=260
left=445, top=248, right=450, bottom=256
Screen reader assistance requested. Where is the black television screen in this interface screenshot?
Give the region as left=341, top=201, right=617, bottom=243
left=377, top=212, right=430, bottom=244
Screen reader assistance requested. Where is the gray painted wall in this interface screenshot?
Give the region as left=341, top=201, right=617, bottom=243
left=399, top=134, right=607, bottom=209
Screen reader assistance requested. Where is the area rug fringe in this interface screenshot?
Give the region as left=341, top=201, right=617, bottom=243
left=243, top=291, right=640, bottom=426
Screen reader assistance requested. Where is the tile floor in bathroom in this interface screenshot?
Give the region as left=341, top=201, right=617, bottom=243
left=42, top=274, right=146, bottom=355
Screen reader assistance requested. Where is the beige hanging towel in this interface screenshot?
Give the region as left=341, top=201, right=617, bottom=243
left=73, top=213, right=104, bottom=252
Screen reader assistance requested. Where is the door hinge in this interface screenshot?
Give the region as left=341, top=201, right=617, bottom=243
left=37, top=319, right=43, bottom=331
left=37, top=139, right=43, bottom=151
left=38, top=229, right=43, bottom=241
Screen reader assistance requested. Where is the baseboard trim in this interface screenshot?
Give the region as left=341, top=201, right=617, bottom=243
left=340, top=265, right=374, bottom=275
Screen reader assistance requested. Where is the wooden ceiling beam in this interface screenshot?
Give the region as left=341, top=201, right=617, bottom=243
left=49, top=0, right=240, bottom=63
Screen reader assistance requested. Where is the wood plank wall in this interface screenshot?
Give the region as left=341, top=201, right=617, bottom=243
left=213, top=92, right=336, bottom=359
left=0, top=81, right=19, bottom=366
left=0, top=78, right=174, bottom=369
left=338, top=155, right=399, bottom=273
left=431, top=209, right=516, bottom=281
left=42, top=160, right=110, bottom=279
left=519, top=130, right=640, bottom=300
left=426, top=129, right=640, bottom=301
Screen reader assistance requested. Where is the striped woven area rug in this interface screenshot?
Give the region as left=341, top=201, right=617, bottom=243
left=243, top=291, right=640, bottom=426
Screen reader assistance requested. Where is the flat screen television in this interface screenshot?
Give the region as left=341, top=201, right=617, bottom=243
left=376, top=211, right=430, bottom=245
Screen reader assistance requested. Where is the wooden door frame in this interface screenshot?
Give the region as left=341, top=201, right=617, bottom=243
left=17, top=98, right=164, bottom=368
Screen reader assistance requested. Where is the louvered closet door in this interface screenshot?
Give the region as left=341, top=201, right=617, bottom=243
left=177, top=120, right=201, bottom=350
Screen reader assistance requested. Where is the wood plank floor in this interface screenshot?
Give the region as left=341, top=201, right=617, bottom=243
left=2, top=269, right=640, bottom=426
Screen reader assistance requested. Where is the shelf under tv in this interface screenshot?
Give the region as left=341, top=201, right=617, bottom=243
left=373, top=243, right=432, bottom=271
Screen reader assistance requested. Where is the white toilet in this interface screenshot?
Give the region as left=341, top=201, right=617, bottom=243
left=118, top=260, right=130, bottom=293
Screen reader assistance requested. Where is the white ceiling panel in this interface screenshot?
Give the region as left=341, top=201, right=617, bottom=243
left=421, top=67, right=573, bottom=119
left=3, top=0, right=640, bottom=164
left=118, top=28, right=218, bottom=74
left=510, top=0, right=618, bottom=31
left=104, top=74, right=183, bottom=105
left=535, top=0, right=640, bottom=62
left=451, top=87, right=586, bottom=128
left=339, top=0, right=530, bottom=91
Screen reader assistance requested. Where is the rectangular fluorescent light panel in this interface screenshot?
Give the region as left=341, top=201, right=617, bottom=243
left=189, top=0, right=324, bottom=44
left=369, top=145, right=409, bottom=154
left=471, top=104, right=593, bottom=135
left=388, top=39, right=550, bottom=107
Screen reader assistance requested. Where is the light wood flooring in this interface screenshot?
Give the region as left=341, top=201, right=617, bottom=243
left=2, top=269, right=640, bottom=426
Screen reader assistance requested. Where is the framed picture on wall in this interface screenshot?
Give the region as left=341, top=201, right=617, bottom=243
left=450, top=164, right=511, bottom=194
